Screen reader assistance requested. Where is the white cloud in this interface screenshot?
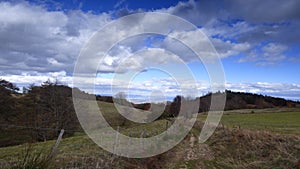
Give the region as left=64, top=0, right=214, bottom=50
left=2, top=71, right=299, bottom=101
left=203, top=20, right=256, bottom=39
left=0, top=71, right=71, bottom=86
left=94, top=46, right=182, bottom=73
left=0, top=1, right=111, bottom=75
left=239, top=43, right=288, bottom=65
left=0, top=0, right=299, bottom=102
left=2, top=0, right=297, bottom=77
left=211, top=38, right=251, bottom=58
left=157, top=0, right=300, bottom=65
left=262, top=43, right=288, bottom=59
left=159, top=29, right=222, bottom=63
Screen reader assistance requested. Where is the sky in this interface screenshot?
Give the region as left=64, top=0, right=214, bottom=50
left=0, top=0, right=300, bottom=102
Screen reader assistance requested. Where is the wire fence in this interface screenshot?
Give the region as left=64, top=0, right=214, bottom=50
left=0, top=122, right=173, bottom=169
left=0, top=123, right=82, bottom=132
left=221, top=121, right=300, bottom=134
left=0, top=120, right=299, bottom=168
left=1, top=119, right=299, bottom=143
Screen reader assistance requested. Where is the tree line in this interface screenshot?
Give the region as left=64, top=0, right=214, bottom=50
left=0, top=79, right=80, bottom=146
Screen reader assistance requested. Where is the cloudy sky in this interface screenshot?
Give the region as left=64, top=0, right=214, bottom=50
left=0, top=0, right=300, bottom=102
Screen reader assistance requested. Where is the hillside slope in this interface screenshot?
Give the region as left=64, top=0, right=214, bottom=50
left=0, top=118, right=300, bottom=169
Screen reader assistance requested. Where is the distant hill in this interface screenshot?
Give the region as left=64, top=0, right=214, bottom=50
left=127, top=90, right=300, bottom=114
left=198, top=90, right=299, bottom=112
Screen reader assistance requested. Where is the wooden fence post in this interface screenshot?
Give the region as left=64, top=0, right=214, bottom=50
left=49, top=129, right=64, bottom=158
left=126, top=132, right=132, bottom=157
left=165, top=121, right=169, bottom=136
left=113, top=126, right=120, bottom=155
left=140, top=129, right=145, bottom=152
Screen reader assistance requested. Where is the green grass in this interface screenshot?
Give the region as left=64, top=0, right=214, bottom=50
left=224, top=107, right=300, bottom=114
left=1, top=102, right=300, bottom=168
left=0, top=129, right=33, bottom=147
left=0, top=116, right=299, bottom=168
left=0, top=118, right=174, bottom=168
left=198, top=111, right=300, bottom=135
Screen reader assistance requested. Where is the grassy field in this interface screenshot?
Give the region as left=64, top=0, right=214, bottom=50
left=224, top=107, right=300, bottom=114
left=198, top=110, right=300, bottom=135
left=0, top=103, right=300, bottom=168
left=0, top=119, right=299, bottom=168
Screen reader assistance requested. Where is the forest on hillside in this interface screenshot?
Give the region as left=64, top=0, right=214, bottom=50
left=0, top=79, right=80, bottom=146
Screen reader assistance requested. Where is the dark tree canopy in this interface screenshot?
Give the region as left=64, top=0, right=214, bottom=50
left=0, top=79, right=19, bottom=92
left=0, top=79, right=80, bottom=145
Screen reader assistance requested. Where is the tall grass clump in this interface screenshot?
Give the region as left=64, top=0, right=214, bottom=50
left=10, top=144, right=55, bottom=169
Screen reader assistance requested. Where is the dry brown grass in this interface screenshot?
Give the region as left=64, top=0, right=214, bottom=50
left=1, top=121, right=300, bottom=169
left=205, top=126, right=300, bottom=169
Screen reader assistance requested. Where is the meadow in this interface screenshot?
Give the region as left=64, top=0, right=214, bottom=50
left=199, top=110, right=300, bottom=135
left=0, top=102, right=299, bottom=168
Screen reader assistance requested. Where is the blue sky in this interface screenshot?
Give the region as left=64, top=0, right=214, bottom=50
left=0, top=0, right=300, bottom=102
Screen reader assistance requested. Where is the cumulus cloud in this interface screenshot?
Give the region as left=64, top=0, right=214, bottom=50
left=224, top=0, right=300, bottom=23
left=0, top=71, right=71, bottom=87
left=163, top=0, right=300, bottom=25
left=0, top=1, right=111, bottom=75
left=158, top=0, right=227, bottom=26
left=159, top=0, right=300, bottom=65
left=0, top=0, right=299, bottom=101
left=210, top=38, right=251, bottom=58
left=1, top=0, right=298, bottom=77
left=239, top=43, right=288, bottom=65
